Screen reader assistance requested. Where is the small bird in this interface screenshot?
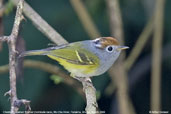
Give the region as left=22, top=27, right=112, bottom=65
left=19, top=37, right=129, bottom=78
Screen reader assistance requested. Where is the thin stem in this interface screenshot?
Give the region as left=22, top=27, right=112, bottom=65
left=70, top=0, right=101, bottom=39
left=151, top=0, right=165, bottom=112
left=0, top=36, right=9, bottom=42
left=8, top=0, right=24, bottom=113
left=106, top=0, right=135, bottom=114
left=80, top=78, right=98, bottom=114
left=0, top=0, right=30, bottom=113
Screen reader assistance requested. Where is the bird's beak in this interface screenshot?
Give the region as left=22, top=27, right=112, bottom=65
left=117, top=46, right=129, bottom=51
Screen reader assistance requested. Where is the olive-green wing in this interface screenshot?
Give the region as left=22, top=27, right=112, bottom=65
left=47, top=46, right=99, bottom=65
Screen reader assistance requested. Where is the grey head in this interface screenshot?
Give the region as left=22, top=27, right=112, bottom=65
left=81, top=37, right=129, bottom=76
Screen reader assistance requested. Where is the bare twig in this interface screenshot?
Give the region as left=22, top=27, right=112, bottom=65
left=124, top=16, right=153, bottom=71
left=70, top=0, right=101, bottom=39
left=0, top=0, right=31, bottom=113
left=8, top=0, right=24, bottom=113
left=151, top=0, right=165, bottom=112
left=0, top=36, right=9, bottom=42
left=1, top=0, right=31, bottom=113
left=8, top=0, right=24, bottom=112
left=11, top=0, right=67, bottom=45
left=76, top=78, right=98, bottom=114
left=106, top=0, right=135, bottom=114
left=83, top=82, right=97, bottom=114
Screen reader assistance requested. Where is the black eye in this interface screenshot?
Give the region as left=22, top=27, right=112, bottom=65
left=106, top=46, right=113, bottom=52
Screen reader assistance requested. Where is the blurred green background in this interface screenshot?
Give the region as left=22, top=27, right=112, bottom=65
left=0, top=0, right=171, bottom=114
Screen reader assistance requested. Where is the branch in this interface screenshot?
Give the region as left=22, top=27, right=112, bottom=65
left=0, top=0, right=31, bottom=113
left=82, top=81, right=97, bottom=114
left=106, top=0, right=135, bottom=114
left=75, top=78, right=98, bottom=114
left=11, top=0, right=67, bottom=45
left=8, top=0, right=23, bottom=112
left=151, top=0, right=165, bottom=112
left=8, top=0, right=28, bottom=113
left=0, top=36, right=9, bottom=42
left=70, top=0, right=101, bottom=39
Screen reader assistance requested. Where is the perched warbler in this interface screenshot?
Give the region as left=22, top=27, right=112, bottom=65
left=19, top=37, right=129, bottom=78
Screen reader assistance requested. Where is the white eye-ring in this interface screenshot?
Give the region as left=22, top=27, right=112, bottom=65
left=93, top=38, right=100, bottom=44
left=93, top=38, right=102, bottom=48
left=106, top=46, right=114, bottom=53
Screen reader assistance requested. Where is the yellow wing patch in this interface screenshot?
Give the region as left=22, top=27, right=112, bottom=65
left=74, top=50, right=94, bottom=65
left=75, top=50, right=83, bottom=63
left=46, top=47, right=100, bottom=75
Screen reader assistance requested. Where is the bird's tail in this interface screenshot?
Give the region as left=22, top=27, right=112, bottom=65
left=19, top=49, right=49, bottom=58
